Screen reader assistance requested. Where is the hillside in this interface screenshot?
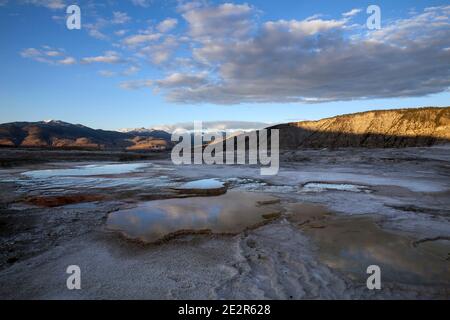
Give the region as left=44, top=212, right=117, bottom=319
left=271, top=107, right=450, bottom=149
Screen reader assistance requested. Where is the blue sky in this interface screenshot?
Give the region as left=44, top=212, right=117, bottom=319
left=0, top=0, right=449, bottom=130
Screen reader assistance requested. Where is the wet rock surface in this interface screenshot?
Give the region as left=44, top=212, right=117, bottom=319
left=0, top=145, right=449, bottom=299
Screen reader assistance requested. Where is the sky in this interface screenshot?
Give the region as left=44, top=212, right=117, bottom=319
left=0, top=0, right=449, bottom=131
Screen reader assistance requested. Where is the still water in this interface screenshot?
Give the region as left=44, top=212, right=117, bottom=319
left=22, top=163, right=150, bottom=178
left=107, top=191, right=281, bottom=242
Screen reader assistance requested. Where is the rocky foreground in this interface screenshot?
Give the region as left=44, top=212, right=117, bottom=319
left=0, top=146, right=448, bottom=299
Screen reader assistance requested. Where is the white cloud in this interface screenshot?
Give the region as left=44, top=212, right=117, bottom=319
left=81, top=51, right=122, bottom=64
left=342, top=8, right=362, bottom=17
left=58, top=56, right=76, bottom=65
left=18, top=2, right=450, bottom=107
left=112, top=11, right=131, bottom=24
left=122, top=65, right=140, bottom=76
left=151, top=5, right=450, bottom=104
left=130, top=0, right=151, bottom=7
left=20, top=48, right=42, bottom=58
left=45, top=50, right=62, bottom=57
left=88, top=29, right=108, bottom=40
left=139, top=35, right=178, bottom=64
left=84, top=12, right=130, bottom=40
left=181, top=2, right=255, bottom=40
left=264, top=18, right=346, bottom=36
left=20, top=46, right=76, bottom=65
left=157, top=18, right=178, bottom=33
left=22, top=0, right=66, bottom=9
left=84, top=18, right=109, bottom=40
left=155, top=72, right=207, bottom=88
left=115, top=29, right=128, bottom=36
left=120, top=79, right=153, bottom=90
left=123, top=32, right=161, bottom=46
left=98, top=70, right=117, bottom=77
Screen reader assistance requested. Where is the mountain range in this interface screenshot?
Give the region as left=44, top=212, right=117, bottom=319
left=0, top=107, right=448, bottom=150
left=0, top=120, right=171, bottom=151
